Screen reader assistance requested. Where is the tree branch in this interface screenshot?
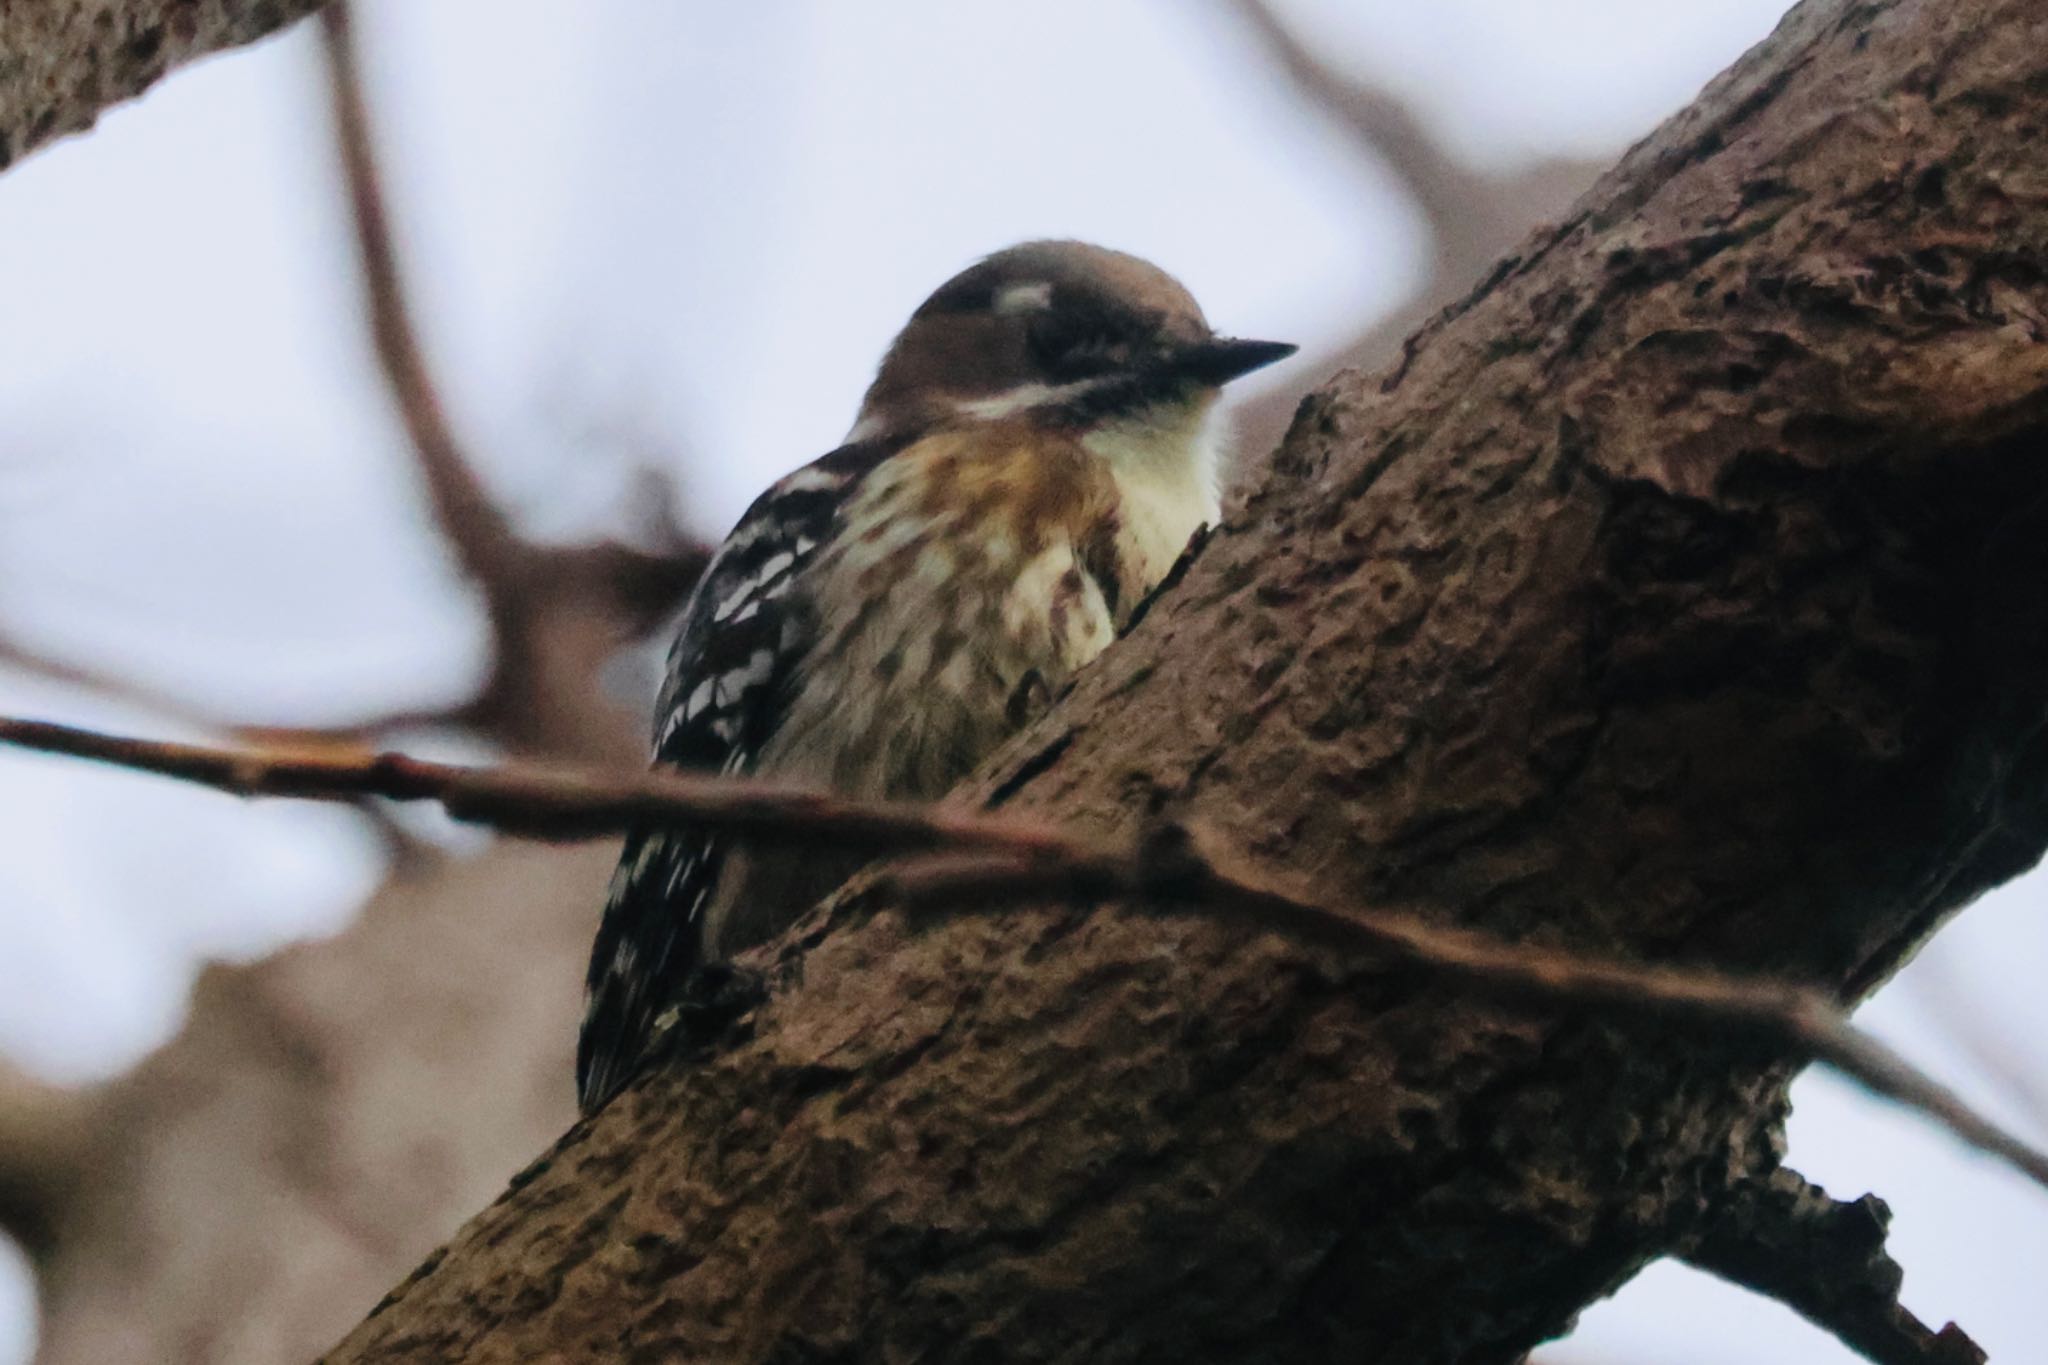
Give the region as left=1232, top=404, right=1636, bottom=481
left=4, top=713, right=2044, bottom=1197
left=0, top=632, right=203, bottom=720
left=318, top=2, right=709, bottom=760
left=301, top=0, right=2048, bottom=1356
left=881, top=849, right=2048, bottom=1197
left=1905, top=954, right=2048, bottom=1140
left=319, top=3, right=526, bottom=599
left=1220, top=0, right=1496, bottom=261
left=1684, top=1168, right=1987, bottom=1365
left=1218, top=0, right=1605, bottom=461
left=0, top=0, right=326, bottom=170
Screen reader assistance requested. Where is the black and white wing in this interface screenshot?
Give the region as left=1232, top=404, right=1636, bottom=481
left=576, top=438, right=895, bottom=1112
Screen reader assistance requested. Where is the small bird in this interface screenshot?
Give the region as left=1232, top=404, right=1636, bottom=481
left=577, top=240, right=1294, bottom=1112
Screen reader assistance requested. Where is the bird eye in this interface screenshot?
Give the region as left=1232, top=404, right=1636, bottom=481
left=1028, top=314, right=1126, bottom=378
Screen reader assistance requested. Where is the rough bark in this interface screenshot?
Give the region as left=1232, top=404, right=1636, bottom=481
left=0, top=0, right=325, bottom=170
left=328, top=0, right=2048, bottom=1360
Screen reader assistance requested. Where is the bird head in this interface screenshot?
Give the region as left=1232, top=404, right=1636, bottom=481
left=853, top=241, right=1295, bottom=445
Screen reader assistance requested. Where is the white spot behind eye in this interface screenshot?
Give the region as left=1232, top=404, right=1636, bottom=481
left=994, top=282, right=1054, bottom=314
left=955, top=377, right=1107, bottom=421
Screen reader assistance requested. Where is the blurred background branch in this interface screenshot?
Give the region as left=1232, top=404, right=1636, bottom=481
left=1905, top=959, right=2048, bottom=1142
left=319, top=1, right=709, bottom=762
left=1220, top=0, right=1607, bottom=459
left=0, top=1067, right=87, bottom=1264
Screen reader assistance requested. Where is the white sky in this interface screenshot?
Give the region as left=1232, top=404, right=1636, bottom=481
left=0, top=2, right=2041, bottom=1361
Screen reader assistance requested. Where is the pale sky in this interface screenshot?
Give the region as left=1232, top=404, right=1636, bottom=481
left=0, top=3, right=2040, bottom=1361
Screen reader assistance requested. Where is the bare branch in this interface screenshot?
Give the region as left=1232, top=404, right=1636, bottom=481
left=1219, top=0, right=1492, bottom=255
left=316, top=2, right=710, bottom=760
left=319, top=2, right=524, bottom=601
left=1905, top=953, right=2048, bottom=1139
left=0, top=625, right=480, bottom=749
left=3, top=712, right=2044, bottom=1196
left=0, top=715, right=1071, bottom=853
left=0, top=0, right=325, bottom=171
left=1685, top=1168, right=1987, bottom=1365
left=0, top=632, right=203, bottom=720
left=1217, top=0, right=1605, bottom=465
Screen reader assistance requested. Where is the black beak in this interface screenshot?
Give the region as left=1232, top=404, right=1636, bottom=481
left=1167, top=336, right=1298, bottom=386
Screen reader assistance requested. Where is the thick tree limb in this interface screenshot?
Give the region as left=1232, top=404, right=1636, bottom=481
left=0, top=0, right=2001, bottom=1357
left=27, top=840, right=615, bottom=1365
left=1684, top=1169, right=1986, bottom=1365
left=883, top=851, right=2048, bottom=1195
left=308, top=0, right=2048, bottom=1358
left=7, top=713, right=2047, bottom=1196
left=0, top=0, right=325, bottom=170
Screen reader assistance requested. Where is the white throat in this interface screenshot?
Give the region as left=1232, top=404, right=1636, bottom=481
left=1080, top=393, right=1225, bottom=518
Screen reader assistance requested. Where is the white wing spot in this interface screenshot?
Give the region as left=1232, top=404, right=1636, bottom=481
left=713, top=551, right=797, bottom=622
left=723, top=647, right=780, bottom=693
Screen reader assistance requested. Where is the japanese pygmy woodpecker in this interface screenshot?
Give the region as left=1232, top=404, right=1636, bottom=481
left=578, top=240, right=1294, bottom=1111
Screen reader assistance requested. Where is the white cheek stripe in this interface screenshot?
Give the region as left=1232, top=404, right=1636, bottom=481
left=954, top=377, right=1107, bottom=422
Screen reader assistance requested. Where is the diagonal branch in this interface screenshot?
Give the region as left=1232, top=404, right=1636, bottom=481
left=317, top=2, right=710, bottom=760
left=1685, top=1168, right=1987, bottom=1365
left=320, top=1, right=524, bottom=602
left=0, top=632, right=206, bottom=720
left=1220, top=0, right=1495, bottom=259
left=3, top=712, right=2044, bottom=1197
left=1216, top=0, right=1605, bottom=463
left=317, top=3, right=2048, bottom=1355
left=880, top=848, right=2048, bottom=1199
left=1905, top=954, right=2048, bottom=1140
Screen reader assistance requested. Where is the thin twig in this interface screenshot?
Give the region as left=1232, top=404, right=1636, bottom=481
left=2, top=713, right=2044, bottom=1195
left=319, top=2, right=525, bottom=599
left=0, top=715, right=1072, bottom=853
left=1215, top=0, right=1605, bottom=469
left=0, top=629, right=479, bottom=755
left=317, top=5, right=709, bottom=758
left=1220, top=0, right=1491, bottom=252
left=1906, top=953, right=2048, bottom=1139
left=0, top=632, right=206, bottom=720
